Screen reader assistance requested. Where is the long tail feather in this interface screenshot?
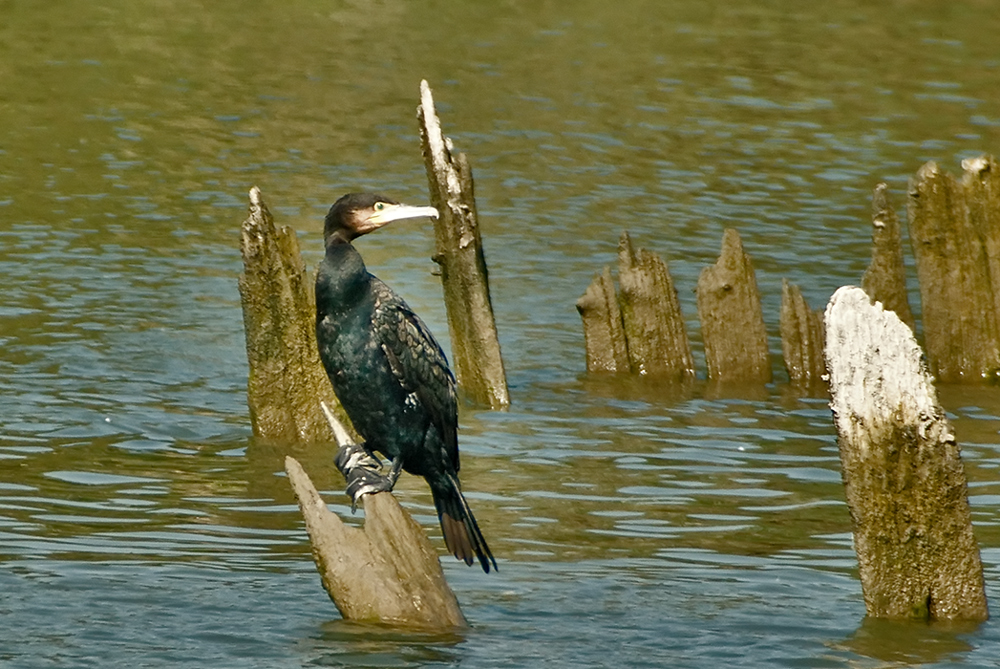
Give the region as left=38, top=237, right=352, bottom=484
left=433, top=474, right=497, bottom=573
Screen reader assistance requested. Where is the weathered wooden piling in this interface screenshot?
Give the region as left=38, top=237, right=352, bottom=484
left=417, top=80, right=510, bottom=409
left=908, top=159, right=1000, bottom=382
left=696, top=229, right=771, bottom=384
left=617, top=232, right=695, bottom=380
left=825, top=286, right=987, bottom=621
left=238, top=186, right=349, bottom=442
left=284, top=408, right=467, bottom=629
left=576, top=266, right=630, bottom=373
left=861, top=183, right=914, bottom=330
left=961, top=155, right=1000, bottom=332
left=779, top=279, right=825, bottom=388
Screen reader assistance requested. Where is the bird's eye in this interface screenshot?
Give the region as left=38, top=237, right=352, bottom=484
left=374, top=202, right=385, bottom=211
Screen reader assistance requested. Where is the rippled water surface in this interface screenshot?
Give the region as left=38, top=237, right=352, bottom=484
left=3, top=1, right=1000, bottom=667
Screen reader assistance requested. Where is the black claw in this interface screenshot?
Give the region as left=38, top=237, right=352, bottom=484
left=344, top=468, right=395, bottom=512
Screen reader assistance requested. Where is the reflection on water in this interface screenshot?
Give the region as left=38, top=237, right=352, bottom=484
left=2, top=0, right=1000, bottom=666
left=841, top=617, right=979, bottom=665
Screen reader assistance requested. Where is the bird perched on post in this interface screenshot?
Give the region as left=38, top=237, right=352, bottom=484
left=315, top=192, right=497, bottom=573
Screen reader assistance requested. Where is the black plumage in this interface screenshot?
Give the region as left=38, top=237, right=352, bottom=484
left=315, top=192, right=497, bottom=573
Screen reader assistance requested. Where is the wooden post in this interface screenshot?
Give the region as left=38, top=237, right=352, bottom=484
left=237, top=186, right=350, bottom=442
left=576, top=266, right=630, bottom=373
left=617, top=232, right=695, bottom=380
left=861, top=183, right=914, bottom=330
left=696, top=229, right=771, bottom=384
left=417, top=80, right=510, bottom=409
left=284, top=408, right=467, bottom=629
left=779, top=279, right=825, bottom=388
left=825, top=286, right=987, bottom=621
left=962, top=155, right=1000, bottom=330
left=908, top=161, right=1000, bottom=381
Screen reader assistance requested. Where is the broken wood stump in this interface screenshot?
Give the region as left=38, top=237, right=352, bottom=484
left=618, top=231, right=695, bottom=380
left=238, top=186, right=350, bottom=442
left=962, top=155, right=1000, bottom=338
left=576, top=232, right=694, bottom=380
left=825, top=285, right=987, bottom=621
left=861, top=183, right=914, bottom=330
left=417, top=80, right=510, bottom=409
left=908, top=158, right=1000, bottom=382
left=284, top=407, right=467, bottom=629
left=576, top=266, right=630, bottom=373
left=696, top=228, right=771, bottom=385
left=779, top=279, right=825, bottom=388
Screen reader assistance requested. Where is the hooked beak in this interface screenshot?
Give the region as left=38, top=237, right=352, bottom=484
left=364, top=203, right=439, bottom=231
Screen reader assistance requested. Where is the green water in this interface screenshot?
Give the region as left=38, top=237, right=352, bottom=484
left=2, top=1, right=1000, bottom=666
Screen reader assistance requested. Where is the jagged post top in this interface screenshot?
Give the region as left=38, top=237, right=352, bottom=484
left=419, top=80, right=462, bottom=197
left=417, top=79, right=510, bottom=409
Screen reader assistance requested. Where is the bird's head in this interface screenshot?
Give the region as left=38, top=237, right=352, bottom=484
left=324, top=193, right=439, bottom=244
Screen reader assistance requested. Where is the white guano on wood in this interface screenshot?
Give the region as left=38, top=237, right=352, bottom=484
left=824, top=286, right=954, bottom=457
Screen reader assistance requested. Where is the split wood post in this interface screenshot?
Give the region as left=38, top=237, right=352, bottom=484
left=617, top=232, right=695, bottom=380
left=908, top=160, right=1000, bottom=382
left=962, top=155, right=1000, bottom=331
left=576, top=266, right=630, bottom=373
left=861, top=183, right=914, bottom=330
left=284, top=409, right=467, bottom=629
left=417, top=80, right=510, bottom=409
left=237, top=186, right=350, bottom=442
left=696, top=228, right=772, bottom=384
left=825, top=286, right=987, bottom=621
left=779, top=279, right=825, bottom=388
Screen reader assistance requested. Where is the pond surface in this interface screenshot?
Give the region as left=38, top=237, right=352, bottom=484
left=3, top=1, right=1000, bottom=667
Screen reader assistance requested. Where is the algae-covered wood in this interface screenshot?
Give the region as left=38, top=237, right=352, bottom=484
left=237, top=186, right=348, bottom=442
left=696, top=228, right=771, bottom=384
left=861, top=183, right=914, bottom=330
left=617, top=232, right=694, bottom=380
left=417, top=80, right=509, bottom=409
left=576, top=266, right=629, bottom=373
left=908, top=161, right=1000, bottom=382
left=779, top=279, right=825, bottom=388
left=825, top=286, right=987, bottom=621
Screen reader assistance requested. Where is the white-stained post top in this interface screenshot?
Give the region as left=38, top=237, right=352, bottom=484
left=824, top=286, right=953, bottom=455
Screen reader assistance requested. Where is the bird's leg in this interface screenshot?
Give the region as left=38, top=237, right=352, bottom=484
left=334, top=440, right=382, bottom=475
left=386, top=456, right=403, bottom=487
left=334, top=441, right=398, bottom=512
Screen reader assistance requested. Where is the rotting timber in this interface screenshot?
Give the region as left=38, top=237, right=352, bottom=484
left=418, top=80, right=510, bottom=409
left=825, top=286, right=987, bottom=621
left=576, top=231, right=694, bottom=381
left=238, top=186, right=351, bottom=442
left=618, top=232, right=695, bottom=380
left=908, top=157, right=1000, bottom=382
left=283, top=406, right=467, bottom=630
left=696, top=228, right=771, bottom=386
left=576, top=155, right=1000, bottom=391
left=862, top=183, right=914, bottom=330
left=779, top=279, right=825, bottom=389
left=576, top=266, right=630, bottom=373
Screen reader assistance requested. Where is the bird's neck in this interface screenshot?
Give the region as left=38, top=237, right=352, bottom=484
left=317, top=240, right=371, bottom=315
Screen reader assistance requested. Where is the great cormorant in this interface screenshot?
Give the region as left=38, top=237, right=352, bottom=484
left=315, top=192, right=497, bottom=573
